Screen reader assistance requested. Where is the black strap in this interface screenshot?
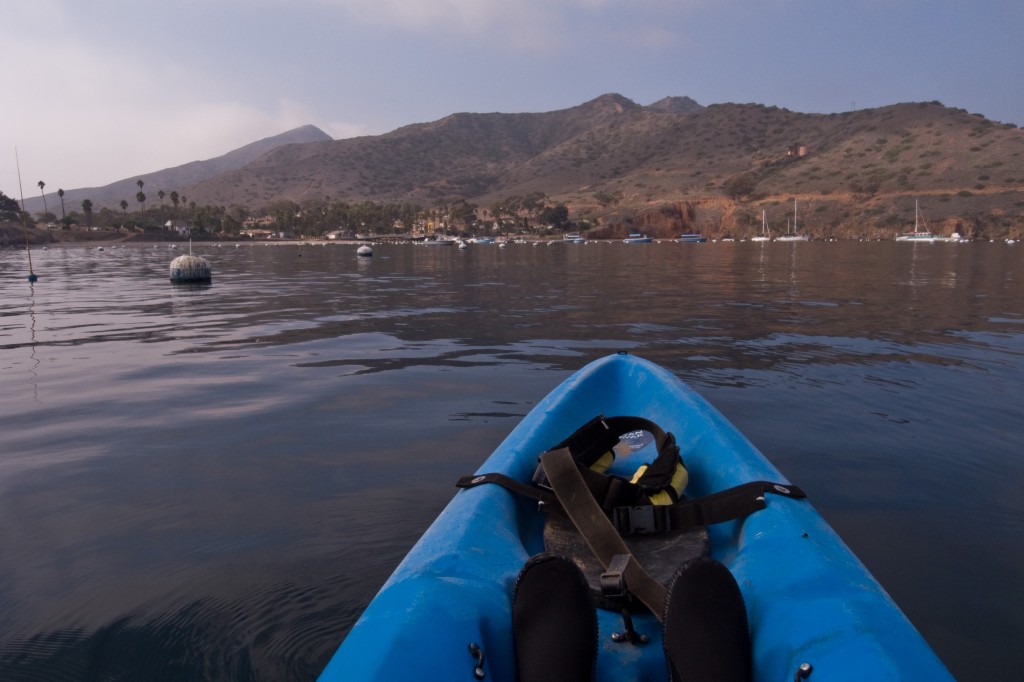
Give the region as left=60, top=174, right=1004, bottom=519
left=456, top=472, right=556, bottom=504
left=543, top=415, right=674, bottom=469
left=547, top=415, right=672, bottom=462
left=535, top=414, right=684, bottom=507
left=457, top=473, right=805, bottom=535
left=611, top=481, right=806, bottom=535
left=540, top=448, right=669, bottom=621
left=458, top=468, right=645, bottom=510
left=546, top=414, right=620, bottom=468
left=632, top=430, right=682, bottom=500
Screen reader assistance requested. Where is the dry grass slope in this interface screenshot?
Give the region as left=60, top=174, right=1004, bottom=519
left=42, top=95, right=1024, bottom=239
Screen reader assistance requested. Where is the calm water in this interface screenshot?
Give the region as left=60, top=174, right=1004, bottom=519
left=0, top=240, right=1021, bottom=681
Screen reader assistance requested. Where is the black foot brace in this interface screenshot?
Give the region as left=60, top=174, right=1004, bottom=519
left=512, top=553, right=597, bottom=682
left=663, top=557, right=752, bottom=682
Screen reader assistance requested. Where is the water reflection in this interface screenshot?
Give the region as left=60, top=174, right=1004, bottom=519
left=10, top=241, right=1018, bottom=371
left=0, top=241, right=1021, bottom=681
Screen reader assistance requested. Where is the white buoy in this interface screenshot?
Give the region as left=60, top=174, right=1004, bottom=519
left=357, top=244, right=373, bottom=257
left=169, top=249, right=212, bottom=284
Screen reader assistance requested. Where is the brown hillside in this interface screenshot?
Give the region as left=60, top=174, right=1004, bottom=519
left=45, top=95, right=1024, bottom=239
left=191, top=96, right=1024, bottom=238
left=22, top=125, right=332, bottom=216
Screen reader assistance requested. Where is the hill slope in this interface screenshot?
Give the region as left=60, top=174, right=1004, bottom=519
left=31, top=96, right=1024, bottom=238
left=185, top=95, right=1024, bottom=237
left=24, top=125, right=331, bottom=214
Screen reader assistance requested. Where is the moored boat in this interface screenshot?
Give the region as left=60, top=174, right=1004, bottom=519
left=421, top=235, right=457, bottom=246
left=776, top=199, right=808, bottom=242
left=317, top=353, right=954, bottom=682
left=751, top=210, right=771, bottom=242
left=676, top=233, right=707, bottom=243
left=896, top=200, right=939, bottom=242
left=623, top=233, right=652, bottom=244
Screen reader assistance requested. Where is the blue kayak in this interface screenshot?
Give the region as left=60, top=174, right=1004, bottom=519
left=318, top=353, right=954, bottom=681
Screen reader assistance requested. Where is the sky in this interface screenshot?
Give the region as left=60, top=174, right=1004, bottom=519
left=3, top=0, right=1023, bottom=200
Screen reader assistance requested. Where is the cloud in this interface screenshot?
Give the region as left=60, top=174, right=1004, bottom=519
left=316, top=0, right=554, bottom=30
left=300, top=0, right=701, bottom=48
left=0, top=13, right=356, bottom=191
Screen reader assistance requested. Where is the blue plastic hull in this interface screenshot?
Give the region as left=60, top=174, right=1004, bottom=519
left=318, top=353, right=953, bottom=681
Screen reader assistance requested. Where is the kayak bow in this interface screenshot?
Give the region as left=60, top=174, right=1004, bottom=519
left=318, top=353, right=953, bottom=682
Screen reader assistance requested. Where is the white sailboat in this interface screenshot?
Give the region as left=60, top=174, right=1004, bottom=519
left=895, top=200, right=938, bottom=242
left=776, top=199, right=808, bottom=242
left=752, top=210, right=771, bottom=242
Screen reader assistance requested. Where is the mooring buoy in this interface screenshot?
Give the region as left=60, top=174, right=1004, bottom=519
left=357, top=245, right=373, bottom=257
left=169, top=254, right=212, bottom=284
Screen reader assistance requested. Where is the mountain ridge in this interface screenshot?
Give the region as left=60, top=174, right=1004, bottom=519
left=22, top=124, right=332, bottom=214
left=20, top=94, right=1024, bottom=238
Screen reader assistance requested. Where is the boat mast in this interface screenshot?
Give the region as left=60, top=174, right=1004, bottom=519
left=15, top=148, right=37, bottom=283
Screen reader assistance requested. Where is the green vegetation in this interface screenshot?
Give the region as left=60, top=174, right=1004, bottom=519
left=0, top=190, right=21, bottom=219
left=723, top=173, right=758, bottom=199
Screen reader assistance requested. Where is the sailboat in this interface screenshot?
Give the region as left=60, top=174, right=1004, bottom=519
left=895, top=200, right=938, bottom=242
left=751, top=210, right=771, bottom=242
left=776, top=199, right=808, bottom=242
left=15, top=149, right=38, bottom=282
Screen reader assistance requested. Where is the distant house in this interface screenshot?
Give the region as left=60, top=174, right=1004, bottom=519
left=243, top=215, right=275, bottom=228
left=241, top=228, right=272, bottom=240
left=165, top=220, right=191, bottom=236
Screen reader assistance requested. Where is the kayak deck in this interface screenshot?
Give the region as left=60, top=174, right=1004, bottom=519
left=318, top=353, right=953, bottom=681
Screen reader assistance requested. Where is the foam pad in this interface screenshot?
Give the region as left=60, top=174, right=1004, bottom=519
left=543, top=507, right=709, bottom=610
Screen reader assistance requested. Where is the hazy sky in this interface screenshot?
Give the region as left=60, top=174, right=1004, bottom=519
left=3, top=0, right=1022, bottom=199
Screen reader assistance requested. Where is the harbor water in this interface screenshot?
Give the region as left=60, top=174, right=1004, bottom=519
left=1, top=239, right=1021, bottom=680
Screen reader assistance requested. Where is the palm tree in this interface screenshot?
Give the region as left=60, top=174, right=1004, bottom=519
left=136, top=190, right=146, bottom=215
left=156, top=190, right=166, bottom=227
left=37, top=180, right=48, bottom=219
left=57, top=188, right=67, bottom=228
left=82, top=199, right=94, bottom=228
left=119, top=199, right=128, bottom=233
left=169, top=191, right=179, bottom=229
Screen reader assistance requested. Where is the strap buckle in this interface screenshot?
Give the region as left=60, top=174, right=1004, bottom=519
left=600, top=554, right=650, bottom=645
left=600, top=554, right=631, bottom=599
left=612, top=505, right=667, bottom=535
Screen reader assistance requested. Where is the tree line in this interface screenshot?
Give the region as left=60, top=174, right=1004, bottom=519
left=4, top=182, right=575, bottom=238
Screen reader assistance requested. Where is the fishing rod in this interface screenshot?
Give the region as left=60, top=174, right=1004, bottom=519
left=15, top=147, right=38, bottom=283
